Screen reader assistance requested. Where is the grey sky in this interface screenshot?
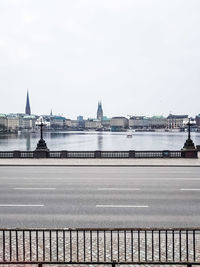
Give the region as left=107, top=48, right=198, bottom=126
left=0, top=0, right=200, bottom=119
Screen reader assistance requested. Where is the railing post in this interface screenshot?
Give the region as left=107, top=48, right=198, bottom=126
left=129, top=150, right=135, bottom=158
left=61, top=150, right=68, bottom=158
left=187, top=264, right=192, bottom=267
left=112, top=260, right=116, bottom=267
left=95, top=150, right=101, bottom=158
left=38, top=263, right=43, bottom=267
left=163, top=150, right=170, bottom=158
left=13, top=150, right=20, bottom=158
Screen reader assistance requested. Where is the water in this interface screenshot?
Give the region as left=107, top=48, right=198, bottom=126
left=0, top=131, right=200, bottom=151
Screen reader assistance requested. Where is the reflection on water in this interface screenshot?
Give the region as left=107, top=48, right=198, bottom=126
left=0, top=131, right=200, bottom=151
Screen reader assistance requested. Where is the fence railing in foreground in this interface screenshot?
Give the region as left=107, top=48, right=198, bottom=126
left=0, top=228, right=200, bottom=266
left=0, top=149, right=198, bottom=158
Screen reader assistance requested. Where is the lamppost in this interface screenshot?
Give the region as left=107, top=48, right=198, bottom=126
left=35, top=116, right=49, bottom=151
left=182, top=118, right=196, bottom=150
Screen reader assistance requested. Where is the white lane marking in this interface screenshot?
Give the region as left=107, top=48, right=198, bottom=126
left=180, top=189, right=200, bottom=191
left=96, top=205, right=149, bottom=208
left=14, top=188, right=56, bottom=190
left=97, top=188, right=140, bottom=191
left=0, top=204, right=44, bottom=207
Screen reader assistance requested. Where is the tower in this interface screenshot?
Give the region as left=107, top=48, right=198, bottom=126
left=25, top=90, right=31, bottom=115
left=97, top=101, right=103, bottom=120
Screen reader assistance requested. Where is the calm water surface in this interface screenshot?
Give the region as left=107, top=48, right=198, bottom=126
left=0, top=131, right=200, bottom=151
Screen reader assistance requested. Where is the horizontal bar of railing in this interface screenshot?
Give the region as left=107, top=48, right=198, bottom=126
left=0, top=150, right=197, bottom=158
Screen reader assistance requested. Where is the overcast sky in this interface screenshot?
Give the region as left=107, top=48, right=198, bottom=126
left=0, top=0, right=200, bottom=119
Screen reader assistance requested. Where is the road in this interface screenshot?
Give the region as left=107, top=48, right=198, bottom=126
left=0, top=166, right=200, bottom=228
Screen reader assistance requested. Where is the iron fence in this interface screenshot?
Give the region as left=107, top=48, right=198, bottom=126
left=0, top=150, right=196, bottom=158
left=0, top=228, right=200, bottom=266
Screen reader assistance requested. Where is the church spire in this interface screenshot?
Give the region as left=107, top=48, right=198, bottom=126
left=25, top=90, right=31, bottom=115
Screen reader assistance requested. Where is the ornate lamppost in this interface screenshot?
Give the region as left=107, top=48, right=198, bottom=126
left=35, top=116, right=49, bottom=151
left=182, top=118, right=196, bottom=150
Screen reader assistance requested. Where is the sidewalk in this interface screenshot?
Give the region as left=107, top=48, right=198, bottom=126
left=0, top=154, right=199, bottom=166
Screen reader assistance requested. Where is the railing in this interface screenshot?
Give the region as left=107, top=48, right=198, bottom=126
left=0, top=228, right=199, bottom=266
left=0, top=150, right=197, bottom=158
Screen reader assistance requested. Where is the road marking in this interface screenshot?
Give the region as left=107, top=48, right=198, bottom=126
left=180, top=189, right=200, bottom=191
left=97, top=188, right=140, bottom=191
left=96, top=205, right=149, bottom=208
left=14, top=188, right=56, bottom=190
left=0, top=204, right=44, bottom=207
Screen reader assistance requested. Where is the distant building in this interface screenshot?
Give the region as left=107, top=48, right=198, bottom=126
left=110, top=117, right=129, bottom=131
left=85, top=119, right=102, bottom=129
left=129, top=116, right=149, bottom=129
left=7, top=114, right=20, bottom=132
left=0, top=114, right=8, bottom=131
left=97, top=101, right=103, bottom=121
left=196, top=114, right=200, bottom=126
left=50, top=115, right=67, bottom=129
left=77, top=116, right=85, bottom=129
left=167, top=114, right=188, bottom=129
left=21, top=115, right=37, bottom=130
left=149, top=116, right=167, bottom=129
left=25, top=91, right=31, bottom=115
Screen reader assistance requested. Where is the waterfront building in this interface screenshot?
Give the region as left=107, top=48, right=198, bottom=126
left=97, top=101, right=103, bottom=121
left=71, top=120, right=79, bottom=128
left=77, top=116, right=85, bottom=129
left=50, top=115, right=67, bottom=129
left=110, top=117, right=129, bottom=131
left=149, top=116, right=167, bottom=129
left=7, top=114, right=20, bottom=132
left=21, top=115, right=37, bottom=130
left=196, top=114, right=200, bottom=126
left=167, top=114, right=188, bottom=129
left=101, top=116, right=111, bottom=129
left=0, top=114, right=8, bottom=132
left=85, top=119, right=102, bottom=130
left=129, top=116, right=149, bottom=129
left=25, top=91, right=31, bottom=115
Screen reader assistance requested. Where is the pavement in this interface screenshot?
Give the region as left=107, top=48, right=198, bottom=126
left=0, top=153, right=200, bottom=167
left=0, top=166, right=200, bottom=228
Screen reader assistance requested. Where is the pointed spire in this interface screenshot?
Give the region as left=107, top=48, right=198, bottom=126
left=25, top=89, right=31, bottom=115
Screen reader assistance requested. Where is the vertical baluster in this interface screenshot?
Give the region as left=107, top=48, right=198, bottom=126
left=179, top=230, right=182, bottom=262
left=145, top=230, right=147, bottom=262
left=49, top=230, right=52, bottom=261
left=63, top=230, right=65, bottom=262
left=131, top=230, right=133, bottom=262
left=193, top=230, right=196, bottom=262
left=3, top=230, right=5, bottom=262
left=16, top=230, right=18, bottom=261
left=104, top=230, right=106, bottom=262
left=97, top=230, right=99, bottom=262
left=165, top=230, right=168, bottom=261
left=43, top=230, right=45, bottom=261
left=9, top=230, right=12, bottom=262
left=138, top=230, right=140, bottom=262
left=186, top=230, right=189, bottom=262
left=36, top=231, right=38, bottom=262
left=83, top=230, right=86, bottom=262
left=29, top=230, right=32, bottom=261
left=159, top=230, right=161, bottom=262
left=77, top=230, right=79, bottom=262
left=111, top=230, right=113, bottom=262
left=152, top=230, right=154, bottom=262
left=124, top=230, right=126, bottom=262
left=56, top=230, right=59, bottom=262
left=90, top=230, right=92, bottom=262
left=172, top=230, right=175, bottom=262
left=118, top=230, right=120, bottom=262
left=70, top=230, right=72, bottom=262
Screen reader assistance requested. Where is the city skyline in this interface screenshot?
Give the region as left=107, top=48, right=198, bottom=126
left=0, top=0, right=200, bottom=118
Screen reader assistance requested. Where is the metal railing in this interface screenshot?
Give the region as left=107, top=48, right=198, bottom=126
left=0, top=228, right=200, bottom=266
left=0, top=150, right=197, bottom=158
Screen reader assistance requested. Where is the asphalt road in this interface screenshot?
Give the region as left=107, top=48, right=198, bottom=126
left=0, top=166, right=200, bottom=228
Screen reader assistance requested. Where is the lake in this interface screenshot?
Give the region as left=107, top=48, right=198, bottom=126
left=0, top=131, right=200, bottom=151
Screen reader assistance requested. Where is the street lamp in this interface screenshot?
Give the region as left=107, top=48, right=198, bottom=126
left=35, top=116, right=49, bottom=151
left=182, top=118, right=196, bottom=150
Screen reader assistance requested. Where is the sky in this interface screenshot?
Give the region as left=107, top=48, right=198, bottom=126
left=0, top=0, right=200, bottom=119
